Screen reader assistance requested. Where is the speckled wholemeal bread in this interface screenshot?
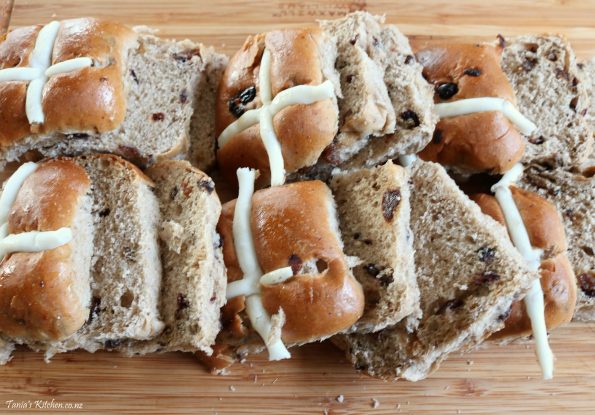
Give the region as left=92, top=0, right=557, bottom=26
left=330, top=161, right=419, bottom=333
left=339, top=23, right=436, bottom=169
left=319, top=12, right=395, bottom=163
left=40, top=154, right=164, bottom=359
left=501, top=35, right=592, bottom=167
left=320, top=12, right=435, bottom=166
left=188, top=47, right=228, bottom=172
left=520, top=162, right=594, bottom=321
left=333, top=160, right=537, bottom=381
left=126, top=160, right=226, bottom=355
left=0, top=19, right=226, bottom=171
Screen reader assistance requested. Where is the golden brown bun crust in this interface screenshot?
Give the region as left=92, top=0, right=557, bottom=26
left=0, top=159, right=91, bottom=341
left=218, top=181, right=364, bottom=344
left=216, top=29, right=338, bottom=183
left=0, top=18, right=138, bottom=146
left=470, top=189, right=576, bottom=338
left=492, top=253, right=576, bottom=339
left=471, top=187, right=567, bottom=257
left=415, top=43, right=525, bottom=174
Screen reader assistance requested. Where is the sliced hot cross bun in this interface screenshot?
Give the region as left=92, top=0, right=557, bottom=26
left=414, top=42, right=529, bottom=175
left=211, top=179, right=365, bottom=365
left=471, top=187, right=577, bottom=339
left=216, top=12, right=436, bottom=187
left=0, top=18, right=226, bottom=170
left=0, top=155, right=226, bottom=363
left=216, top=28, right=341, bottom=187
left=201, top=161, right=420, bottom=372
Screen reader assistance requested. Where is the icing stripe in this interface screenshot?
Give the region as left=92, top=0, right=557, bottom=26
left=0, top=162, right=38, bottom=223
left=435, top=97, right=537, bottom=135
left=260, top=267, right=294, bottom=285
left=259, top=107, right=286, bottom=186
left=269, top=80, right=335, bottom=113
left=0, top=162, right=73, bottom=260
left=45, top=57, right=92, bottom=77
left=0, top=67, right=43, bottom=82
left=216, top=48, right=336, bottom=187
left=227, top=168, right=291, bottom=361
left=491, top=164, right=554, bottom=379
left=218, top=109, right=260, bottom=148
left=226, top=278, right=259, bottom=299
left=0, top=20, right=93, bottom=126
left=0, top=228, right=72, bottom=259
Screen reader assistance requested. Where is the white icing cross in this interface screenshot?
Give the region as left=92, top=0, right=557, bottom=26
left=0, top=162, right=72, bottom=259
left=0, top=21, right=93, bottom=125
left=435, top=97, right=537, bottom=135
left=225, top=168, right=291, bottom=361
left=217, top=48, right=336, bottom=186
left=491, top=163, right=554, bottom=380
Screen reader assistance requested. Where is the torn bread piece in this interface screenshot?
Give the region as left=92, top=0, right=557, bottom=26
left=125, top=160, right=226, bottom=355
left=330, top=160, right=419, bottom=333
left=519, top=162, right=594, bottom=322
left=0, top=18, right=226, bottom=170
left=501, top=35, right=592, bottom=167
left=333, top=160, right=537, bottom=381
left=201, top=177, right=365, bottom=372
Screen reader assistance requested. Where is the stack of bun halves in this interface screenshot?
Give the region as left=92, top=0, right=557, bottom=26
left=0, top=12, right=591, bottom=382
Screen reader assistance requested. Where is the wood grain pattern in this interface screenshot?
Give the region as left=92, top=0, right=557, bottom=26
left=2, top=324, right=595, bottom=414
left=3, top=1, right=595, bottom=414
left=8, top=0, right=595, bottom=59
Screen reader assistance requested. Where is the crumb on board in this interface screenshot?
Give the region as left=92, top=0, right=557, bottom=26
left=336, top=395, right=345, bottom=403
left=466, top=360, right=474, bottom=366
left=229, top=385, right=236, bottom=392
left=371, top=398, right=380, bottom=409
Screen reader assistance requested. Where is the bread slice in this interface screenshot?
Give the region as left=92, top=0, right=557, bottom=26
left=501, top=35, right=592, bottom=167
left=520, top=162, right=594, bottom=321
left=314, top=12, right=434, bottom=172
left=189, top=47, right=228, bottom=172
left=126, top=160, right=226, bottom=355
left=2, top=28, right=225, bottom=171
left=330, top=161, right=419, bottom=333
left=333, top=160, right=537, bottom=381
left=339, top=24, right=436, bottom=170
left=319, top=12, right=396, bottom=163
left=40, top=154, right=164, bottom=359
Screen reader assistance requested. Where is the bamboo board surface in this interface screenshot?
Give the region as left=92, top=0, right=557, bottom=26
left=3, top=0, right=595, bottom=414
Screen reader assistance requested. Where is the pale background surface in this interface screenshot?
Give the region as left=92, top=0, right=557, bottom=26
left=3, top=1, right=595, bottom=414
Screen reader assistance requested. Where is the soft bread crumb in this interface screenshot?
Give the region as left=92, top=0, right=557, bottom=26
left=371, top=398, right=380, bottom=409
left=159, top=220, right=185, bottom=254
left=336, top=395, right=345, bottom=403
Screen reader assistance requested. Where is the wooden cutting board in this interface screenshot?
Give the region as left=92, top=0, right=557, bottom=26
left=3, top=1, right=595, bottom=414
